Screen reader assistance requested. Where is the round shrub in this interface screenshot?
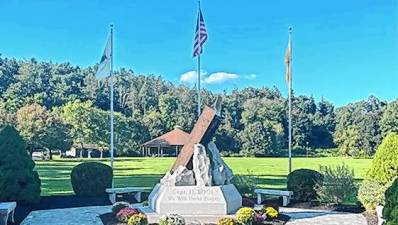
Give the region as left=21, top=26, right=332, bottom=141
left=367, top=132, right=398, bottom=184
left=70, top=162, right=113, bottom=196
left=112, top=201, right=131, bottom=214
left=235, top=207, right=255, bottom=225
left=127, top=213, right=148, bottom=225
left=159, top=214, right=185, bottom=225
left=0, top=126, right=41, bottom=204
left=287, top=169, right=323, bottom=202
left=383, top=178, right=398, bottom=225
left=358, top=179, right=389, bottom=212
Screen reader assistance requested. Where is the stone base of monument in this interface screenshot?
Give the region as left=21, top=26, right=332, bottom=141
left=148, top=184, right=242, bottom=216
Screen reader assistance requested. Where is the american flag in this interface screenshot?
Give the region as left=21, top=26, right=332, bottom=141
left=193, top=9, right=208, bottom=57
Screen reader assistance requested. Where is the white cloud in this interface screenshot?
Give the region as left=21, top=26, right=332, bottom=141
left=180, top=71, right=198, bottom=83
left=204, top=72, right=239, bottom=84
left=180, top=71, right=240, bottom=85
left=179, top=70, right=208, bottom=84
left=244, top=74, right=257, bottom=80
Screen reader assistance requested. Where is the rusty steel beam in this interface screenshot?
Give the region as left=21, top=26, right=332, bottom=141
left=170, top=105, right=221, bottom=173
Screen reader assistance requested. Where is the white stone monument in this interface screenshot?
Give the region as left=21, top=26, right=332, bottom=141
left=148, top=143, right=242, bottom=215
left=148, top=101, right=242, bottom=216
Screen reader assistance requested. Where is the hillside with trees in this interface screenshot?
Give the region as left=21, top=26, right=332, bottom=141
left=0, top=55, right=396, bottom=157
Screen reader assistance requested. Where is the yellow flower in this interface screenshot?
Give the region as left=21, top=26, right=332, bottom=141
left=264, top=207, right=278, bottom=219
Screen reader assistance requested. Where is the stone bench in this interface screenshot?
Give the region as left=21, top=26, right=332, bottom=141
left=0, top=202, right=16, bottom=225
left=106, top=187, right=147, bottom=204
left=255, top=189, right=293, bottom=206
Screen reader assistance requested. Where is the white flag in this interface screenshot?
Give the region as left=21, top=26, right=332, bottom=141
left=96, top=35, right=112, bottom=78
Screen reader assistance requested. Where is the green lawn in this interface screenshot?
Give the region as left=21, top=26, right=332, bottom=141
left=36, top=157, right=372, bottom=196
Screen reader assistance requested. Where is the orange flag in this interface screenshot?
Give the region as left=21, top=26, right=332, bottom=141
left=285, top=35, right=291, bottom=85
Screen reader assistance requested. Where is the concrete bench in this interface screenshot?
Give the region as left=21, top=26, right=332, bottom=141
left=0, top=202, right=16, bottom=225
left=255, top=189, right=293, bottom=206
left=106, top=187, right=146, bottom=204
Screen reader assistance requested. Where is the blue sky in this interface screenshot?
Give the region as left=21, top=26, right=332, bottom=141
left=0, top=0, right=397, bottom=106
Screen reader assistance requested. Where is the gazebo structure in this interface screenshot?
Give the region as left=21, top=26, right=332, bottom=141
left=141, top=127, right=190, bottom=157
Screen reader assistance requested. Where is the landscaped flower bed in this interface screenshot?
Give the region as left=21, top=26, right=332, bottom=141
left=216, top=206, right=290, bottom=225
left=230, top=205, right=290, bottom=225
left=100, top=202, right=148, bottom=225
left=100, top=202, right=290, bottom=225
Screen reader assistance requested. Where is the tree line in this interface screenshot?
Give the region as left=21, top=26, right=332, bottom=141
left=0, top=55, right=397, bottom=157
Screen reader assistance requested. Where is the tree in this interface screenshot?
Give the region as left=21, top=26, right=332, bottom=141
left=159, top=93, right=178, bottom=131
left=290, top=95, right=317, bottom=151
left=311, top=98, right=336, bottom=148
left=239, top=121, right=275, bottom=156
left=16, top=103, right=50, bottom=155
left=0, top=102, right=13, bottom=127
left=60, top=101, right=95, bottom=153
left=174, top=86, right=197, bottom=131
left=42, top=115, right=72, bottom=159
left=215, top=110, right=240, bottom=154
left=143, top=110, right=165, bottom=139
left=0, top=126, right=41, bottom=204
left=16, top=103, right=72, bottom=159
left=334, top=125, right=362, bottom=157
left=240, top=97, right=285, bottom=155
left=334, top=96, right=385, bottom=157
left=0, top=55, right=18, bottom=97
left=380, top=99, right=398, bottom=137
left=114, top=113, right=150, bottom=156
left=1, top=54, right=396, bottom=158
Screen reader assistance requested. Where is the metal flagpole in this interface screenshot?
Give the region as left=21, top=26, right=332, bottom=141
left=110, top=24, right=115, bottom=188
left=288, top=27, right=293, bottom=173
left=197, top=0, right=201, bottom=118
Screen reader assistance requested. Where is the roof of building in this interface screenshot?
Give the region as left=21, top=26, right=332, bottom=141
left=142, top=127, right=190, bottom=148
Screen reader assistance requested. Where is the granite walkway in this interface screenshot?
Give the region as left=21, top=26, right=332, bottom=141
left=20, top=206, right=111, bottom=225
left=20, top=206, right=368, bottom=225
left=281, top=207, right=367, bottom=225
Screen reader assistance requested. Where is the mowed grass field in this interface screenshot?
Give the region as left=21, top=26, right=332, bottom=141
left=36, top=157, right=373, bottom=196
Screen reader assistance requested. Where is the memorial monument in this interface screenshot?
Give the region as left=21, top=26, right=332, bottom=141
left=148, top=98, right=242, bottom=215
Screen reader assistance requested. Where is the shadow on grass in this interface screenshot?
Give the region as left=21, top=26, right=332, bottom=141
left=255, top=177, right=287, bottom=189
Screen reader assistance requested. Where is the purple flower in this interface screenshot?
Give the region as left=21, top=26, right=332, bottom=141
left=116, top=207, right=140, bottom=223
left=254, top=212, right=265, bottom=223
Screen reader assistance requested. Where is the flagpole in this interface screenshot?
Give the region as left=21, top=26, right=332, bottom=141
left=197, top=0, right=201, bottom=118
left=110, top=24, right=115, bottom=188
left=288, top=27, right=293, bottom=173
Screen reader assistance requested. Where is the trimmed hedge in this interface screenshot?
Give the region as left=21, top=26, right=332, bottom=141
left=383, top=178, right=398, bottom=225
left=287, top=169, right=323, bottom=202
left=0, top=126, right=41, bottom=204
left=71, top=162, right=113, bottom=196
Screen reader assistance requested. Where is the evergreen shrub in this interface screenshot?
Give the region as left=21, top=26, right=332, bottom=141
left=70, top=162, right=112, bottom=196
left=0, top=126, right=41, bottom=204
left=287, top=169, right=323, bottom=202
